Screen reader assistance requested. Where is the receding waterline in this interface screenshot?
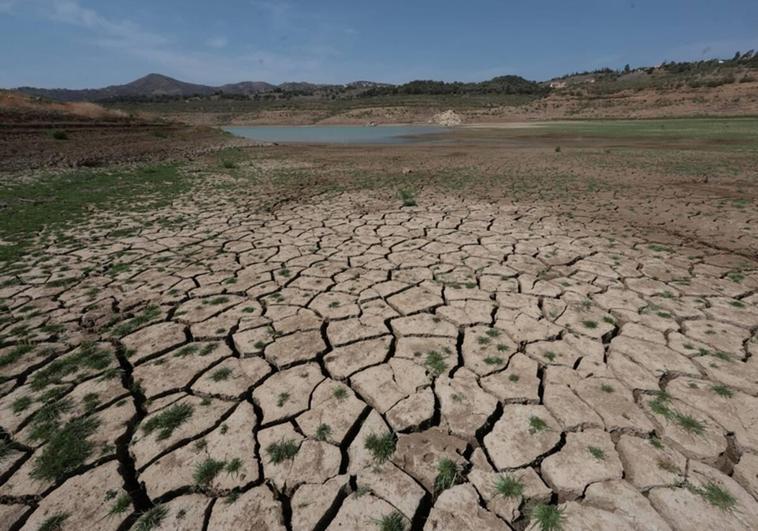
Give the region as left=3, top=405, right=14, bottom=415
left=222, top=125, right=448, bottom=144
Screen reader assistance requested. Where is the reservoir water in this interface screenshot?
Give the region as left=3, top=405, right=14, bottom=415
left=222, top=125, right=447, bottom=144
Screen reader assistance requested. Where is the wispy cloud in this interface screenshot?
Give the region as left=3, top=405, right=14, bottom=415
left=0, top=0, right=18, bottom=12
left=206, top=36, right=229, bottom=49
left=23, top=0, right=343, bottom=84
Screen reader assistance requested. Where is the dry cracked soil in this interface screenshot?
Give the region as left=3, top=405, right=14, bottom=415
left=1, top=153, right=758, bottom=531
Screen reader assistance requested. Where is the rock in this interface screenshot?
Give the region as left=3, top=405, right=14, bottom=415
left=431, top=110, right=463, bottom=127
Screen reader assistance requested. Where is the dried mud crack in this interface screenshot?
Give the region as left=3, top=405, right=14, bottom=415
left=1, top=183, right=758, bottom=531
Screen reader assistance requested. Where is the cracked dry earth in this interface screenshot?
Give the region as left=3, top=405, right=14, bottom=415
left=1, top=190, right=758, bottom=531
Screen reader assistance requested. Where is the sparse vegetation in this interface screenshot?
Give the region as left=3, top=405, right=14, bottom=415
left=588, top=446, right=605, bottom=460
left=141, top=403, right=194, bottom=440
left=266, top=439, right=300, bottom=464
left=695, top=482, right=737, bottom=511
left=276, top=392, right=290, bottom=407
left=316, top=423, right=332, bottom=441
left=31, top=416, right=99, bottom=481
left=134, top=505, right=168, bottom=531
left=434, top=458, right=460, bottom=493
left=38, top=513, right=69, bottom=531
left=365, top=432, right=395, bottom=464
left=377, top=511, right=407, bottom=531
left=528, top=415, right=549, bottom=434
left=531, top=504, right=565, bottom=531
left=711, top=384, right=733, bottom=398
left=494, top=474, right=524, bottom=498
left=425, top=350, right=447, bottom=377
left=399, top=189, right=417, bottom=207
left=193, top=458, right=227, bottom=485
left=108, top=494, right=132, bottom=516
left=210, top=366, right=233, bottom=381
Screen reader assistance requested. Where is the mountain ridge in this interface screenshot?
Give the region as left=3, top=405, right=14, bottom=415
left=14, top=73, right=392, bottom=102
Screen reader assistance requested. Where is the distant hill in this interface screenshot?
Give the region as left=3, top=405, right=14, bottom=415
left=13, top=73, right=544, bottom=102
left=16, top=73, right=278, bottom=102
left=13, top=52, right=758, bottom=104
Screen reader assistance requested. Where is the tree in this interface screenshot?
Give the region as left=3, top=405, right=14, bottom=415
left=624, top=64, right=631, bottom=73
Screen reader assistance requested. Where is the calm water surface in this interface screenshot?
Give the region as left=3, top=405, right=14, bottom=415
left=222, top=125, right=447, bottom=144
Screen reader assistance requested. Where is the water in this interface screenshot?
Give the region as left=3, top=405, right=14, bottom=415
left=222, top=125, right=447, bottom=144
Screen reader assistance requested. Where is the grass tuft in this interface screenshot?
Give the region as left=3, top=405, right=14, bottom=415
left=531, top=504, right=565, bottom=531
left=134, top=505, right=168, bottom=531
left=142, top=403, right=193, bottom=441
left=425, top=351, right=448, bottom=377
left=365, top=432, right=395, bottom=464
left=316, top=423, right=332, bottom=441
left=434, top=458, right=460, bottom=494
left=528, top=415, right=549, bottom=434
left=494, top=474, right=524, bottom=498
left=266, top=439, right=299, bottom=464
left=588, top=446, right=605, bottom=460
left=377, top=511, right=407, bottom=531
left=399, top=189, right=417, bottom=207
left=210, top=367, right=233, bottom=382
left=39, top=513, right=69, bottom=531
left=696, top=482, right=737, bottom=511
left=193, top=458, right=226, bottom=485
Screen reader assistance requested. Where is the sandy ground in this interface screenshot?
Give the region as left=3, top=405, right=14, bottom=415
left=149, top=81, right=758, bottom=126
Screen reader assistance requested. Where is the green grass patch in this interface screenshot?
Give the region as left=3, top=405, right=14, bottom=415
left=0, top=164, right=189, bottom=264
left=31, top=416, right=100, bottom=481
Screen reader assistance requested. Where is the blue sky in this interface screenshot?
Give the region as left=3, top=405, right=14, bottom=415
left=1, top=0, right=757, bottom=88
